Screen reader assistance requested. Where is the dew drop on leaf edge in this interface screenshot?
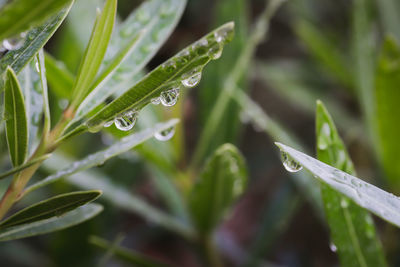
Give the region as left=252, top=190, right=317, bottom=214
left=280, top=151, right=303, bottom=173
left=181, top=68, right=202, bottom=88
left=154, top=126, right=175, bottom=141
left=160, top=88, right=179, bottom=107
left=114, top=110, right=139, bottom=131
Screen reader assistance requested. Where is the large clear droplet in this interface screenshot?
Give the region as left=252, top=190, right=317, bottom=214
left=114, top=110, right=138, bottom=131
left=181, top=68, right=202, bottom=88
left=192, top=39, right=208, bottom=55
left=280, top=151, right=303, bottom=173
left=160, top=88, right=179, bottom=107
left=3, top=32, right=26, bottom=50
left=208, top=43, right=223, bottom=60
left=154, top=126, right=175, bottom=141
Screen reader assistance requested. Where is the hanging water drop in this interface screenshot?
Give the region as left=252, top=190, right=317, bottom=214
left=192, top=39, right=208, bottom=55
left=181, top=68, right=202, bottom=88
left=280, top=151, right=303, bottom=173
left=103, top=120, right=114, bottom=127
left=162, top=61, right=176, bottom=73
left=154, top=126, right=175, bottom=141
left=160, top=88, right=179, bottom=107
left=208, top=43, right=223, bottom=60
left=114, top=110, right=138, bottom=131
left=329, top=242, right=337, bottom=253
left=151, top=97, right=161, bottom=105
left=2, top=32, right=26, bottom=50
left=35, top=61, right=40, bottom=72
left=214, top=28, right=229, bottom=43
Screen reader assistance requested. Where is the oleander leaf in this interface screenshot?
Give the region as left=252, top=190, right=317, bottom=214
left=0, top=203, right=103, bottom=241
left=316, top=101, right=386, bottom=267
left=0, top=154, right=51, bottom=180
left=69, top=0, right=117, bottom=109
left=44, top=52, right=74, bottom=100
left=4, top=67, right=28, bottom=166
left=275, top=142, right=400, bottom=229
left=0, top=0, right=72, bottom=41
left=0, top=4, right=73, bottom=79
left=189, top=144, right=247, bottom=234
left=0, top=190, right=101, bottom=228
left=73, top=0, right=187, bottom=122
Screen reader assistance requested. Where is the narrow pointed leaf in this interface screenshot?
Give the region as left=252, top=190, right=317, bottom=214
left=0, top=154, right=51, bottom=180
left=0, top=190, right=101, bottom=228
left=22, top=119, right=180, bottom=196
left=0, top=0, right=72, bottom=41
left=90, top=236, right=172, bottom=267
left=189, top=144, right=247, bottom=234
left=0, top=4, right=73, bottom=79
left=4, top=67, right=28, bottom=166
left=316, top=101, right=386, bottom=267
left=275, top=142, right=400, bottom=229
left=74, top=0, right=187, bottom=122
left=70, top=0, right=117, bottom=109
left=375, top=37, right=400, bottom=189
left=0, top=203, right=103, bottom=241
left=44, top=52, right=74, bottom=99
left=36, top=49, right=51, bottom=135
left=81, top=22, right=234, bottom=132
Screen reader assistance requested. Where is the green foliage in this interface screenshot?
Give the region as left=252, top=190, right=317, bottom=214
left=316, top=101, right=386, bottom=267
left=374, top=37, right=400, bottom=189
left=189, top=144, right=247, bottom=234
left=0, top=0, right=72, bottom=41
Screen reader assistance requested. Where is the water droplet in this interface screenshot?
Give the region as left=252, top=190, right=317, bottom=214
left=58, top=99, right=69, bottom=109
left=151, top=97, right=161, bottom=105
left=214, top=28, right=229, bottom=43
left=181, top=68, right=202, bottom=88
left=329, top=242, right=337, bottom=252
left=280, top=151, right=303, bottom=173
left=340, top=198, right=349, bottom=208
left=162, top=61, right=176, bottom=73
left=3, top=37, right=23, bottom=50
left=35, top=62, right=40, bottom=72
left=154, top=126, right=175, bottom=141
left=103, top=120, right=114, bottom=127
left=136, top=9, right=150, bottom=24
left=208, top=43, right=223, bottom=60
left=192, top=39, right=208, bottom=55
left=114, top=110, right=138, bottom=131
left=160, top=88, right=179, bottom=107
left=318, top=123, right=331, bottom=150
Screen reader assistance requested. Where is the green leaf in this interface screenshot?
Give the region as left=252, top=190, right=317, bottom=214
left=0, top=0, right=72, bottom=41
left=4, top=67, right=28, bottom=166
left=89, top=236, right=172, bottom=267
left=0, top=190, right=101, bottom=228
left=69, top=0, right=117, bottom=109
left=0, top=154, right=51, bottom=180
left=44, top=52, right=74, bottom=99
left=189, top=144, right=247, bottom=234
left=374, top=37, right=400, bottom=189
left=80, top=22, right=234, bottom=133
left=316, top=101, right=386, bottom=267
left=22, top=119, right=180, bottom=196
left=74, top=0, right=187, bottom=122
left=0, top=4, right=72, bottom=79
left=36, top=49, right=51, bottom=135
left=275, top=142, right=400, bottom=229
left=0, top=203, right=102, bottom=241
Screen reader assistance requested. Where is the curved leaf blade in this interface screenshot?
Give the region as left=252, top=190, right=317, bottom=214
left=0, top=0, right=72, bottom=41
left=44, top=52, right=74, bottom=99
left=70, top=0, right=117, bottom=109
left=275, top=142, right=400, bottom=229
left=4, top=67, right=28, bottom=166
left=0, top=154, right=51, bottom=180
left=316, top=101, right=386, bottom=267
left=0, top=203, right=103, bottom=241
left=74, top=0, right=187, bottom=121
left=0, top=190, right=101, bottom=228
left=0, top=4, right=73, bottom=79
left=189, top=143, right=247, bottom=234
left=84, top=22, right=234, bottom=131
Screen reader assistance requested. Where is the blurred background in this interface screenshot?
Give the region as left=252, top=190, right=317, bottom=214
left=1, top=0, right=400, bottom=266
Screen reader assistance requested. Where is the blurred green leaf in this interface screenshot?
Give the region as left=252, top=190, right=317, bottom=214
left=74, top=0, right=187, bottom=122
left=189, top=144, right=247, bottom=234
left=377, top=0, right=400, bottom=41
left=275, top=142, right=400, bottom=229
left=294, top=19, right=353, bottom=89
left=0, top=4, right=72, bottom=79
left=70, top=0, right=117, bottom=109
left=0, top=0, right=72, bottom=41
left=316, top=101, right=386, bottom=267
left=375, top=37, right=400, bottom=189
left=0, top=190, right=101, bottom=228
left=79, top=22, right=234, bottom=134
left=44, top=52, right=74, bottom=100
left=4, top=67, right=28, bottom=166
left=35, top=49, right=51, bottom=137
left=89, top=236, right=172, bottom=267
left=22, top=119, right=180, bottom=196
left=0, top=203, right=103, bottom=241
left=0, top=154, right=50, bottom=180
